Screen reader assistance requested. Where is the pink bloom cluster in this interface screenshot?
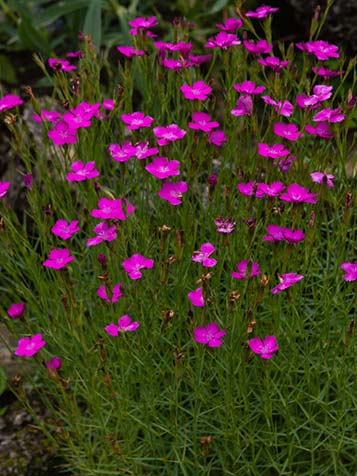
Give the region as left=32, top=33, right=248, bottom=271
left=263, top=225, right=305, bottom=243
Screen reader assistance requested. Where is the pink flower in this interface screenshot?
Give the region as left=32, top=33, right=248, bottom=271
left=279, top=183, right=317, bottom=204
left=153, top=124, right=186, bottom=146
left=122, top=254, right=154, bottom=280
left=216, top=18, right=243, bottom=31
left=312, top=108, right=345, bottom=123
left=134, top=141, right=159, bottom=160
left=33, top=110, right=61, bottom=123
left=66, top=50, right=82, bottom=58
left=188, top=287, right=205, bottom=307
left=312, top=66, right=341, bottom=78
left=48, top=58, right=77, bottom=71
left=0, top=94, right=23, bottom=113
left=180, top=81, right=212, bottom=101
left=158, top=181, right=188, bottom=205
left=63, top=110, right=92, bottom=129
left=258, top=143, right=290, bottom=159
left=262, top=96, right=294, bottom=117
left=66, top=161, right=99, bottom=182
left=248, top=336, right=278, bottom=359
left=231, top=95, right=253, bottom=116
left=258, top=56, right=289, bottom=72
left=237, top=181, right=255, bottom=196
left=341, top=262, right=357, bottom=281
left=105, top=315, right=140, bottom=335
left=15, top=334, right=46, bottom=357
left=129, top=16, right=158, bottom=31
left=187, top=54, right=212, bottom=66
left=97, top=283, right=123, bottom=303
left=271, top=273, right=304, bottom=294
left=263, top=225, right=304, bottom=243
left=91, top=198, right=135, bottom=220
left=48, top=121, right=77, bottom=146
left=215, top=216, right=236, bottom=234
left=188, top=112, right=219, bottom=133
left=208, top=129, right=227, bottom=147
left=273, top=123, right=302, bottom=141
left=231, top=260, right=261, bottom=279
left=7, top=303, right=25, bottom=319
left=43, top=249, right=74, bottom=269
left=256, top=182, right=285, bottom=198
left=305, top=122, right=333, bottom=139
left=296, top=40, right=339, bottom=61
left=296, top=94, right=320, bottom=109
left=310, top=171, right=335, bottom=188
left=0, top=181, right=10, bottom=199
left=86, top=222, right=117, bottom=247
left=116, top=46, right=145, bottom=57
left=102, top=99, right=115, bottom=110
left=51, top=219, right=80, bottom=240
left=45, top=356, right=62, bottom=370
left=313, top=85, right=333, bottom=101
left=121, top=111, right=154, bottom=130
left=205, top=32, right=241, bottom=49
left=243, top=39, right=273, bottom=55
left=233, top=81, right=265, bottom=95
left=109, top=142, right=137, bottom=162
left=246, top=5, right=279, bottom=18
left=192, top=243, right=217, bottom=267
left=145, top=156, right=180, bottom=179
left=193, top=322, right=226, bottom=347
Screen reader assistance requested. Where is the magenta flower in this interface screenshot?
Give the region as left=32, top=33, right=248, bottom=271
left=102, top=99, right=115, bottom=110
left=279, top=183, right=317, bottom=204
left=66, top=161, right=99, bottom=182
left=91, top=198, right=135, bottom=221
left=188, top=287, right=205, bottom=307
left=296, top=40, right=339, bottom=61
left=121, top=111, right=154, bottom=130
left=310, top=172, right=335, bottom=188
left=313, top=85, right=333, bottom=101
left=51, top=219, right=80, bottom=240
left=258, top=143, right=290, bottom=159
left=312, top=66, right=341, bottom=78
left=0, top=94, right=23, bottom=113
left=122, top=253, right=154, bottom=280
left=215, top=216, right=236, bottom=234
left=180, top=81, right=212, bottom=101
left=208, top=129, right=227, bottom=147
left=263, top=225, right=304, bottom=243
left=273, top=123, right=302, bottom=141
left=248, top=336, right=278, bottom=359
left=15, top=334, right=46, bottom=357
left=63, top=110, right=92, bottom=129
left=48, top=121, right=77, bottom=146
left=187, top=54, right=212, bottom=66
left=153, top=124, right=186, bottom=146
left=7, top=303, right=25, bottom=319
left=86, top=222, right=117, bottom=247
left=237, top=181, right=255, bottom=196
left=341, top=262, right=357, bottom=281
left=231, top=260, right=261, bottom=279
left=205, top=32, right=241, bottom=49
left=33, top=109, right=61, bottom=123
left=246, top=5, right=279, bottom=18
left=43, top=248, right=74, bottom=269
left=258, top=56, right=289, bottom=72
left=66, top=50, right=82, bottom=58
left=192, top=243, right=217, bottom=267
left=0, top=181, right=10, bottom=199
left=271, top=273, right=304, bottom=294
left=48, top=58, right=76, bottom=71
left=296, top=94, right=320, bottom=109
left=109, top=142, right=137, bottom=162
left=188, top=112, right=219, bottom=133
left=231, top=95, right=253, bottom=116
left=105, top=315, right=140, bottom=335
left=116, top=46, right=145, bottom=57
left=256, top=182, right=285, bottom=198
left=305, top=122, right=333, bottom=139
left=145, top=156, right=180, bottom=179
left=312, top=108, right=345, bottom=123
left=233, top=81, right=265, bottom=95
left=243, top=39, right=273, bottom=55
left=158, top=181, right=188, bottom=205
left=128, top=16, right=158, bottom=35
left=279, top=155, right=296, bottom=173
left=45, top=356, right=62, bottom=370
left=216, top=18, right=243, bottom=31
left=193, top=322, right=226, bottom=347
left=262, top=96, right=294, bottom=117
left=134, top=141, right=159, bottom=160
left=97, top=283, right=123, bottom=303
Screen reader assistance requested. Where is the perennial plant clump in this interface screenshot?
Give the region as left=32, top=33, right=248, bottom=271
left=1, top=3, right=357, bottom=475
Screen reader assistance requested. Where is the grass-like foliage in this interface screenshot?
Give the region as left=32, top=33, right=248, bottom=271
left=1, top=3, right=357, bottom=475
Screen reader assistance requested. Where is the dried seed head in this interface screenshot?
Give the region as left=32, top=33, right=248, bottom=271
left=200, top=435, right=213, bottom=446
left=229, top=290, right=241, bottom=303
left=260, top=274, right=269, bottom=287
left=162, top=309, right=175, bottom=322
